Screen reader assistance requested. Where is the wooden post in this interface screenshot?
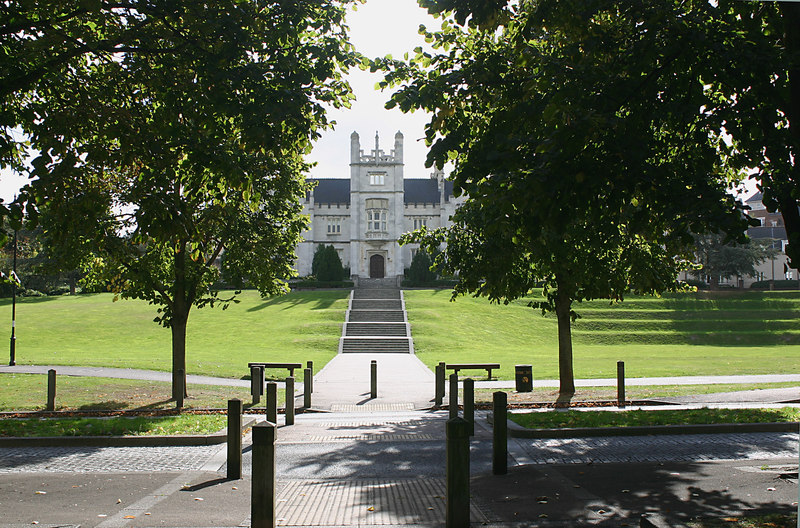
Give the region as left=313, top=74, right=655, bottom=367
left=227, top=399, right=242, bottom=480
left=266, top=382, right=277, bottom=424
left=446, top=417, right=470, bottom=528
left=303, top=367, right=312, bottom=409
left=306, top=360, right=314, bottom=393
left=251, top=365, right=264, bottom=405
left=437, top=362, right=446, bottom=405
left=449, top=373, right=459, bottom=420
left=46, top=369, right=56, bottom=411
left=617, top=360, right=626, bottom=408
left=285, top=377, right=295, bottom=426
left=251, top=421, right=277, bottom=528
left=434, top=363, right=444, bottom=407
left=463, top=378, right=475, bottom=436
left=493, top=391, right=508, bottom=475
left=370, top=360, right=377, bottom=399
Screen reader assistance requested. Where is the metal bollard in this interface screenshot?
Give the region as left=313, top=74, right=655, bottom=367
left=303, top=367, right=312, bottom=409
left=306, top=361, right=314, bottom=394
left=446, top=417, right=471, bottom=528
left=46, top=369, right=56, bottom=411
left=617, top=360, right=626, bottom=408
left=285, top=377, right=295, bottom=426
left=251, top=365, right=264, bottom=405
left=227, top=399, right=242, bottom=480
left=493, top=391, right=508, bottom=475
left=449, top=373, right=459, bottom=420
left=370, top=360, right=377, bottom=399
left=266, top=382, right=277, bottom=424
left=251, top=421, right=277, bottom=528
left=463, top=378, right=475, bottom=436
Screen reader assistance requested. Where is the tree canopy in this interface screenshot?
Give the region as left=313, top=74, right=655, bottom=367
left=690, top=234, right=777, bottom=289
left=386, top=0, right=751, bottom=395
left=2, top=0, right=361, bottom=401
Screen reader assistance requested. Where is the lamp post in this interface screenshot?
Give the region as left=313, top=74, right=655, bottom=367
left=9, top=226, right=16, bottom=366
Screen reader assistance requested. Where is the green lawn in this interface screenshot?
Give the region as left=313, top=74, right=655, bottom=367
left=0, top=373, right=283, bottom=411
left=0, top=414, right=227, bottom=437
left=405, top=289, right=800, bottom=380
left=1, top=290, right=349, bottom=381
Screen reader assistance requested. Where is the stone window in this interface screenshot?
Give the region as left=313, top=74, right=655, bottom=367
left=327, top=218, right=341, bottom=235
left=413, top=218, right=427, bottom=230
left=369, top=172, right=385, bottom=186
left=366, top=198, right=388, bottom=233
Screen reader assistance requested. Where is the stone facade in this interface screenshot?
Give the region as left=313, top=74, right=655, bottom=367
left=295, top=131, right=464, bottom=284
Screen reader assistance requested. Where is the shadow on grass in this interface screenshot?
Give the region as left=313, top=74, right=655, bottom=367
left=247, top=290, right=350, bottom=312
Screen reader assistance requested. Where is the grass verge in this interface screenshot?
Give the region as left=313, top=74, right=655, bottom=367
left=0, top=415, right=227, bottom=437
left=473, top=383, right=800, bottom=404
left=509, top=407, right=800, bottom=430
left=0, top=373, right=284, bottom=411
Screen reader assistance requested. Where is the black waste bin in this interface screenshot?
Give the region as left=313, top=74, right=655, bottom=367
left=515, top=364, right=533, bottom=392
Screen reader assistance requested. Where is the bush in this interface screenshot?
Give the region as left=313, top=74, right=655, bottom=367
left=751, top=279, right=800, bottom=290
left=406, top=250, right=437, bottom=284
left=312, top=244, right=345, bottom=282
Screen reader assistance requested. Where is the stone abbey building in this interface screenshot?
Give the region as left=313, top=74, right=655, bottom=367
left=295, top=131, right=464, bottom=284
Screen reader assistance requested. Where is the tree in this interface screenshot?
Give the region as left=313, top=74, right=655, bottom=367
left=406, top=249, right=437, bottom=284
left=2, top=1, right=361, bottom=401
left=385, top=0, right=751, bottom=396
left=691, top=234, right=778, bottom=289
left=312, top=244, right=345, bottom=282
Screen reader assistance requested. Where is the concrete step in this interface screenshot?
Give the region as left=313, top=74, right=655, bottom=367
left=352, top=289, right=401, bottom=300
left=344, top=323, right=410, bottom=337
left=356, top=278, right=399, bottom=289
left=348, top=310, right=406, bottom=323
left=351, top=299, right=403, bottom=311
left=340, top=337, right=412, bottom=353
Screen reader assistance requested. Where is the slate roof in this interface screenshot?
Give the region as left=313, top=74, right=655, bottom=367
left=311, top=179, right=350, bottom=204
left=403, top=179, right=454, bottom=204
left=309, top=178, right=455, bottom=205
left=747, top=225, right=787, bottom=240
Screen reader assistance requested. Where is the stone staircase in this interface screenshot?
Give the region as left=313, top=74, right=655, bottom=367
left=339, top=285, right=414, bottom=354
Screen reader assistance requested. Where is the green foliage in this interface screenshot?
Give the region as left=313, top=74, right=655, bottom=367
left=1, top=0, right=362, bottom=400
left=509, top=407, right=800, bottom=430
left=312, top=244, right=345, bottom=282
left=383, top=0, right=752, bottom=394
left=405, top=250, right=437, bottom=284
left=691, top=234, right=779, bottom=287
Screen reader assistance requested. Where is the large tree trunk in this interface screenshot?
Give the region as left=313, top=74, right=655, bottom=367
left=779, top=3, right=800, bottom=268
left=171, top=240, right=190, bottom=403
left=554, top=285, right=576, bottom=397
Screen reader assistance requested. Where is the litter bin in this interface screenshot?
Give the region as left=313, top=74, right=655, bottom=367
left=514, top=364, right=533, bottom=392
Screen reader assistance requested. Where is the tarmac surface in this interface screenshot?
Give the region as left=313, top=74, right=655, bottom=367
left=1, top=361, right=799, bottom=526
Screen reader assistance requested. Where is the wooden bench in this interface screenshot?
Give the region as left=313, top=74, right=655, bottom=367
left=248, top=362, right=303, bottom=378
left=445, top=363, right=501, bottom=380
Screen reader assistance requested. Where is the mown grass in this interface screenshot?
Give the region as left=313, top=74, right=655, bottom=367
left=404, top=289, right=800, bottom=380
left=0, top=414, right=227, bottom=437
left=473, top=383, right=800, bottom=404
left=509, top=407, right=800, bottom=429
left=0, top=290, right=348, bottom=381
left=0, top=373, right=284, bottom=411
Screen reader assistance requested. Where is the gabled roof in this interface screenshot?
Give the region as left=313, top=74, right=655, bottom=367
left=403, top=179, right=454, bottom=204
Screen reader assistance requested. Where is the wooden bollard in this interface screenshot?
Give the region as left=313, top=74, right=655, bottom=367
left=617, top=360, right=626, bottom=408
left=251, top=365, right=264, bottom=405
left=266, top=382, right=277, bottom=424
left=449, top=373, right=459, bottom=420
left=306, top=361, right=314, bottom=394
left=493, top=391, right=508, bottom=475
left=436, top=362, right=446, bottom=405
left=463, top=378, right=475, bottom=436
left=370, top=360, right=377, bottom=399
left=46, top=369, right=56, bottom=411
left=227, top=399, right=242, bottom=480
left=446, top=417, right=470, bottom=528
left=285, top=377, right=295, bottom=426
left=251, top=421, right=277, bottom=528
left=303, top=367, right=312, bottom=409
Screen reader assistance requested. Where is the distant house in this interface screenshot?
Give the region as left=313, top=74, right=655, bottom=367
left=294, top=131, right=465, bottom=284
left=743, top=191, right=797, bottom=286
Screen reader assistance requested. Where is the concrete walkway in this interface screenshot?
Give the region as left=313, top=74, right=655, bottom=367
left=308, top=353, right=435, bottom=411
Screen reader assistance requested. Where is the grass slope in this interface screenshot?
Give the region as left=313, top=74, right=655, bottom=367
left=404, top=289, right=800, bottom=380
left=1, top=290, right=348, bottom=380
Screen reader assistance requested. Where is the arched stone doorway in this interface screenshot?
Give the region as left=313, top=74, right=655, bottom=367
left=369, top=254, right=385, bottom=279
